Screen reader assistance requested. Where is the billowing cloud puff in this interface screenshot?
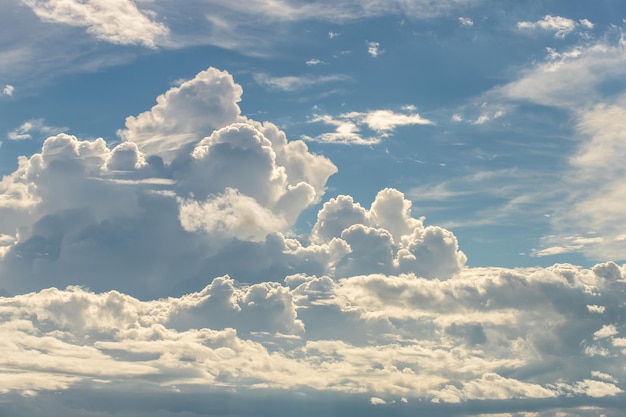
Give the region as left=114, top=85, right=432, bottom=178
left=2, top=65, right=625, bottom=416
left=493, top=35, right=626, bottom=260
left=118, top=68, right=245, bottom=162
left=311, top=188, right=466, bottom=279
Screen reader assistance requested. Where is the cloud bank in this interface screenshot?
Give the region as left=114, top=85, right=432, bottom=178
left=1, top=67, right=625, bottom=416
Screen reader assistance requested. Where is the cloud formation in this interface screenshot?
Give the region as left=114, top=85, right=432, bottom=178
left=1, top=261, right=625, bottom=415
left=2, top=84, right=14, bottom=96
left=22, top=0, right=169, bottom=47
left=7, top=118, right=66, bottom=141
left=517, top=15, right=592, bottom=39
left=305, top=108, right=434, bottom=144
left=1, top=64, right=625, bottom=416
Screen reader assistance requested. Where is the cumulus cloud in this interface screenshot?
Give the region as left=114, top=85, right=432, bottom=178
left=2, top=63, right=626, bottom=416
left=304, top=108, right=433, bottom=144
left=118, top=67, right=245, bottom=162
left=22, top=0, right=169, bottom=47
left=517, top=15, right=591, bottom=39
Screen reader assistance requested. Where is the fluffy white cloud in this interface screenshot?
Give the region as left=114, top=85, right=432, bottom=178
left=2, top=84, right=14, bottom=96
left=458, top=17, right=473, bottom=27
left=22, top=0, right=168, bottom=47
left=311, top=188, right=466, bottom=278
left=305, top=108, right=433, bottom=144
left=0, top=68, right=340, bottom=297
left=118, top=67, right=244, bottom=162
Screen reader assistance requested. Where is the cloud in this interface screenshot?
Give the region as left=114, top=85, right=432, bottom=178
left=367, top=41, right=383, bottom=57
left=253, top=73, right=348, bottom=91
left=0, top=68, right=341, bottom=297
left=7, top=118, right=67, bottom=140
left=304, top=108, right=434, bottom=144
left=22, top=0, right=169, bottom=47
left=458, top=17, right=473, bottom=27
left=118, top=67, right=245, bottom=162
left=1, top=261, right=626, bottom=415
left=490, top=31, right=626, bottom=260
left=305, top=58, right=324, bottom=66
left=2, top=64, right=626, bottom=415
left=2, top=84, right=14, bottom=96
left=516, top=15, right=591, bottom=39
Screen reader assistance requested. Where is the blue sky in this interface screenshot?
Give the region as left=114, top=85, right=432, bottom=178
left=1, top=1, right=626, bottom=416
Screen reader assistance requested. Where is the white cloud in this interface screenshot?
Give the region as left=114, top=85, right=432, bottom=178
left=305, top=58, right=324, bottom=66
left=305, top=108, right=433, bottom=144
left=7, top=118, right=67, bottom=140
left=22, top=0, right=169, bottom=47
left=0, top=68, right=340, bottom=297
left=517, top=15, right=583, bottom=39
left=253, top=73, right=347, bottom=91
left=2, top=63, right=626, bottom=415
left=459, top=17, right=473, bottom=27
left=2, top=84, right=14, bottom=96
left=367, top=41, right=383, bottom=57
left=118, top=67, right=244, bottom=162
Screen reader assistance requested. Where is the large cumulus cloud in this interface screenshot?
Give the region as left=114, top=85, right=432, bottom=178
left=0, top=67, right=466, bottom=298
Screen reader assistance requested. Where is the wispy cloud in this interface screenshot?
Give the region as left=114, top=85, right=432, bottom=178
left=7, top=118, right=67, bottom=140
left=253, top=73, right=348, bottom=91
left=458, top=17, right=473, bottom=27
left=22, top=0, right=169, bottom=48
left=517, top=15, right=593, bottom=39
left=305, top=108, right=434, bottom=145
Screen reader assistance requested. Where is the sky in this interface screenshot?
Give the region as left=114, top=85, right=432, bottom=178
left=1, top=0, right=626, bottom=416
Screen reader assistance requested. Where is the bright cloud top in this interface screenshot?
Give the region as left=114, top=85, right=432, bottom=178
left=2, top=85, right=14, bottom=96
